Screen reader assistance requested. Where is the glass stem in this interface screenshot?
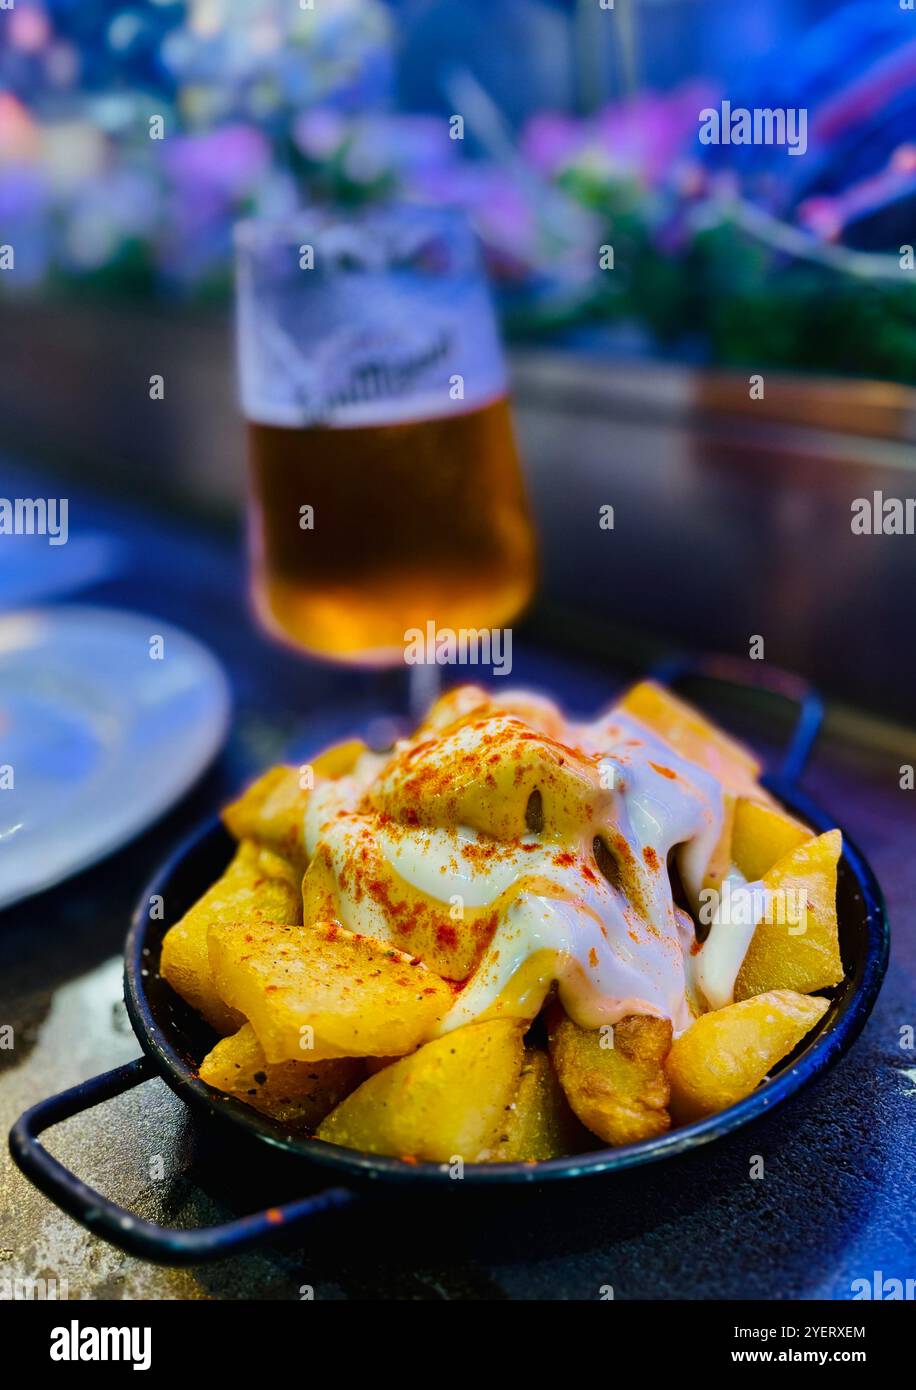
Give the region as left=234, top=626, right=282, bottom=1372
left=407, top=662, right=442, bottom=726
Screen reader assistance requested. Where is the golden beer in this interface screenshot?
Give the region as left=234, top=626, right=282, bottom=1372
left=247, top=396, right=536, bottom=664
left=236, top=208, right=537, bottom=664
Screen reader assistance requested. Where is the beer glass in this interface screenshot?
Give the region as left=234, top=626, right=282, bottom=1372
left=234, top=207, right=537, bottom=679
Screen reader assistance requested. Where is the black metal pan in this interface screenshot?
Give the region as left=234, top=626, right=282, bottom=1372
left=10, top=659, right=889, bottom=1263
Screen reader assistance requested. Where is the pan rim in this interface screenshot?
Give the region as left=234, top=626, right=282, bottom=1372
left=124, top=776, right=889, bottom=1184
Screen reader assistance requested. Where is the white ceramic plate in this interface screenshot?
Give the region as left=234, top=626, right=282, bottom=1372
left=0, top=606, right=231, bottom=911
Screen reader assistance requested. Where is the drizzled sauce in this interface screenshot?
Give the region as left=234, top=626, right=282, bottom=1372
left=302, top=692, right=762, bottom=1037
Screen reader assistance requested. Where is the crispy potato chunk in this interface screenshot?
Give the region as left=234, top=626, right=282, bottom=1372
left=368, top=715, right=603, bottom=840
left=316, top=1020, right=526, bottom=1162
left=222, top=766, right=309, bottom=869
left=666, top=989, right=830, bottom=1122
left=548, top=1011, right=672, bottom=1147
left=731, top=797, right=810, bottom=882
left=199, top=1022, right=363, bottom=1129
left=734, top=830, right=843, bottom=1000
left=221, top=742, right=366, bottom=870
left=620, top=680, right=765, bottom=801
left=301, top=820, right=498, bottom=982
left=487, top=1049, right=592, bottom=1162
left=208, top=919, right=453, bottom=1063
left=414, top=686, right=491, bottom=735
left=703, top=791, right=737, bottom=891
left=311, top=738, right=369, bottom=781
left=160, top=842, right=300, bottom=1035
left=416, top=685, right=568, bottom=741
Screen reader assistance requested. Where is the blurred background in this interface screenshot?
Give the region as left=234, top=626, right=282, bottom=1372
left=2, top=3, right=915, bottom=1299
left=2, top=0, right=916, bottom=716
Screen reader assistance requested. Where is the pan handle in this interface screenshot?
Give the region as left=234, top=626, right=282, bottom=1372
left=649, top=653, right=825, bottom=788
left=9, top=1056, right=355, bottom=1266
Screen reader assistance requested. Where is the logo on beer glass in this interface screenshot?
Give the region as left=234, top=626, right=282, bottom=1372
left=298, top=325, right=455, bottom=426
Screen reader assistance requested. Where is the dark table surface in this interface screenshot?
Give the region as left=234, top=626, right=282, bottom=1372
left=1, top=457, right=914, bottom=1301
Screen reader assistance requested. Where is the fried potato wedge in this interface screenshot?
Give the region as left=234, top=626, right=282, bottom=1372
left=311, top=738, right=369, bottom=781
left=416, top=684, right=569, bottom=741
left=368, top=714, right=604, bottom=840
left=222, top=766, right=309, bottom=868
left=548, top=1011, right=672, bottom=1147
left=160, top=841, right=300, bottom=1035
left=703, top=791, right=737, bottom=892
left=666, top=989, right=830, bottom=1122
left=208, top=919, right=453, bottom=1063
left=199, top=1022, right=364, bottom=1129
left=414, top=685, right=491, bottom=736
left=731, top=797, right=810, bottom=883
left=486, top=1048, right=592, bottom=1163
left=734, top=830, right=843, bottom=1000
left=302, top=817, right=498, bottom=982
left=620, top=680, right=765, bottom=801
left=221, top=742, right=367, bottom=870
left=316, top=1020, right=526, bottom=1161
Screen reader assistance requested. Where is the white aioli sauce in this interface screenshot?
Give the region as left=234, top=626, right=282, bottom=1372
left=303, top=703, right=762, bottom=1036
left=692, top=871, right=769, bottom=1011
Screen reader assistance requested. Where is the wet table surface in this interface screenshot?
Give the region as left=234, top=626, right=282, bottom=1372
left=1, top=459, right=914, bottom=1301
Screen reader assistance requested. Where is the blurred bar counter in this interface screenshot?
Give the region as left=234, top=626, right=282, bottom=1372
left=4, top=296, right=916, bottom=722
